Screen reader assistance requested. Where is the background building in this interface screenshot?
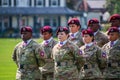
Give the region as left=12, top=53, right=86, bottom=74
left=0, top=0, right=82, bottom=37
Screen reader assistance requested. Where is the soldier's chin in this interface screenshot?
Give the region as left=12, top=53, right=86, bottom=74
left=22, top=38, right=26, bottom=41
left=58, top=38, right=61, bottom=41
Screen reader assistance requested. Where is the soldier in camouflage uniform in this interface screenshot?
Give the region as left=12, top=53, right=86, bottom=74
left=68, top=18, right=84, bottom=47
left=109, top=14, right=120, bottom=31
left=12, top=26, right=46, bottom=80
left=40, top=26, right=57, bottom=80
left=52, top=27, right=84, bottom=80
left=102, top=27, right=120, bottom=79
left=87, top=18, right=109, bottom=47
left=79, top=29, right=107, bottom=80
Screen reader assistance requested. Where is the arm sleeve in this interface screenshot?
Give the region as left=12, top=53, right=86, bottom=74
left=35, top=44, right=47, bottom=67
left=73, top=45, right=85, bottom=71
left=96, top=47, right=107, bottom=70
left=12, top=46, right=18, bottom=67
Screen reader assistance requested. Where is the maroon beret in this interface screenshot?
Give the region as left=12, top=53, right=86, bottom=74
left=87, top=18, right=99, bottom=26
left=107, top=27, right=119, bottom=35
left=82, top=29, right=94, bottom=36
left=56, top=27, right=69, bottom=35
left=109, top=14, right=120, bottom=22
left=68, top=18, right=80, bottom=26
left=40, top=26, right=52, bottom=34
left=20, top=26, right=32, bottom=34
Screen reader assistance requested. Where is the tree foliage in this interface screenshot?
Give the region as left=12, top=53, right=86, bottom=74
left=106, top=0, right=120, bottom=15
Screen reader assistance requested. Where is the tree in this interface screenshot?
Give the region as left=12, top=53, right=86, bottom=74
left=66, top=0, right=81, bottom=10
left=106, top=0, right=120, bottom=15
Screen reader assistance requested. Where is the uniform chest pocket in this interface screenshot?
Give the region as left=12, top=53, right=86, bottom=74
left=24, top=48, right=35, bottom=57
left=86, top=53, right=97, bottom=64
left=56, top=49, right=71, bottom=61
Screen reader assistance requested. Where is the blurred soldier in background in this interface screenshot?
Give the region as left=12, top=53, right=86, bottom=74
left=40, top=26, right=57, bottom=80
left=68, top=18, right=84, bottom=47
left=109, top=14, right=120, bottom=31
left=87, top=18, right=109, bottom=47
left=12, top=26, right=46, bottom=80
left=102, top=27, right=120, bottom=79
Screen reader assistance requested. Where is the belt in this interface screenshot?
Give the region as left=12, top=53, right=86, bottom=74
left=83, top=64, right=96, bottom=69
left=56, top=61, right=73, bottom=67
left=19, top=64, right=38, bottom=70
left=108, top=62, right=120, bottom=67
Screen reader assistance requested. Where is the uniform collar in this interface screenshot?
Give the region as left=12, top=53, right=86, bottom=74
left=44, top=37, right=53, bottom=44
left=85, top=42, right=93, bottom=47
left=23, top=39, right=32, bottom=45
left=110, top=39, right=119, bottom=46
left=70, top=31, right=79, bottom=37
left=59, top=40, right=67, bottom=46
left=94, top=30, right=99, bottom=36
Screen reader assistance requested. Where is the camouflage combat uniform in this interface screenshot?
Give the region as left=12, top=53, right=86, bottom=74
left=41, top=38, right=57, bottom=80
left=69, top=31, right=84, bottom=47
left=52, top=40, right=84, bottom=80
left=12, top=39, right=46, bottom=80
left=102, top=39, right=120, bottom=79
left=94, top=30, right=109, bottom=47
left=79, top=43, right=107, bottom=80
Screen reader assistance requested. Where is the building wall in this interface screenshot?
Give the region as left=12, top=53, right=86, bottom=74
left=28, top=16, right=33, bottom=28
left=60, top=0, right=66, bottom=7
left=87, top=12, right=102, bottom=21
left=60, top=16, right=67, bottom=27
left=12, top=17, right=18, bottom=28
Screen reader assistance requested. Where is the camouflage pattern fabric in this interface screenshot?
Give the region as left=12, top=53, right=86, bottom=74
left=52, top=40, right=84, bottom=80
left=12, top=40, right=46, bottom=80
left=94, top=31, right=109, bottom=47
left=79, top=43, right=107, bottom=79
left=102, top=39, right=120, bottom=79
left=69, top=31, right=84, bottom=47
left=41, top=39, right=57, bottom=80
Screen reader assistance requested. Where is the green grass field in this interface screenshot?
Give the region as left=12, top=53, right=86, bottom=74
left=0, top=38, right=43, bottom=80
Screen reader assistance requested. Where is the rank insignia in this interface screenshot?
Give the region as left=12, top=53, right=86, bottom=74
left=40, top=51, right=44, bottom=57
left=102, top=52, right=106, bottom=58
left=79, top=50, right=83, bottom=55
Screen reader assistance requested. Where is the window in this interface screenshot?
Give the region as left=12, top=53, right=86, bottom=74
left=51, top=0, right=58, bottom=7
left=20, top=17, right=27, bottom=26
left=2, top=0, right=9, bottom=7
left=36, top=17, right=42, bottom=29
left=16, top=0, right=29, bottom=7
left=44, top=18, right=50, bottom=26
left=36, top=0, right=44, bottom=7
left=3, top=16, right=9, bottom=29
left=52, top=18, right=58, bottom=27
left=0, top=17, right=2, bottom=31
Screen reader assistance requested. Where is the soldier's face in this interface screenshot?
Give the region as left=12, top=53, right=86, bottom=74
left=21, top=32, right=32, bottom=41
left=57, top=32, right=68, bottom=42
left=89, top=24, right=99, bottom=32
left=111, top=20, right=120, bottom=27
left=83, top=34, right=93, bottom=44
left=69, top=24, right=80, bottom=33
left=42, top=32, right=52, bottom=40
left=108, top=32, right=119, bottom=41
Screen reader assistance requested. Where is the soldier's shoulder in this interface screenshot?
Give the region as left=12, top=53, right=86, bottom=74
left=102, top=42, right=110, bottom=48
left=99, top=31, right=107, bottom=37
left=67, top=40, right=79, bottom=49
left=31, top=40, right=39, bottom=47
left=52, top=39, right=58, bottom=44
left=53, top=43, right=58, bottom=49
left=94, top=44, right=101, bottom=50
left=40, top=41, right=44, bottom=46
left=79, top=45, right=85, bottom=49
left=15, top=42, right=22, bottom=48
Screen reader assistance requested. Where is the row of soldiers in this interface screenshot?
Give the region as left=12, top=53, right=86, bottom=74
left=12, top=13, right=120, bottom=80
